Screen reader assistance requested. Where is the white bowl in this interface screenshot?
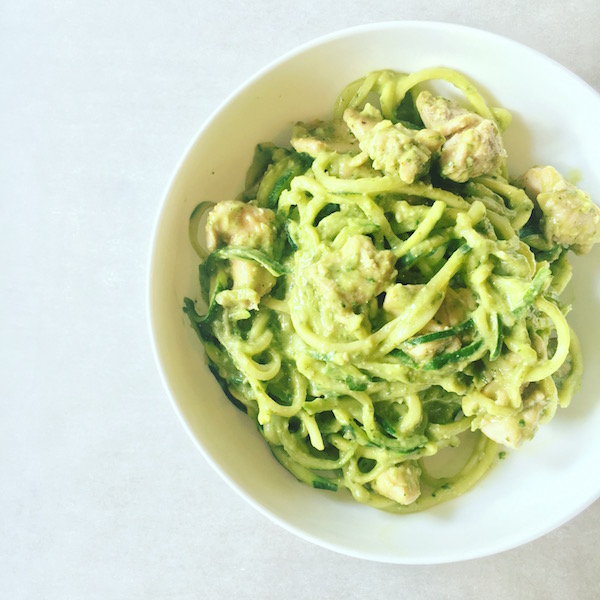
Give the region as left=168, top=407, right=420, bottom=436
left=148, top=21, right=600, bottom=563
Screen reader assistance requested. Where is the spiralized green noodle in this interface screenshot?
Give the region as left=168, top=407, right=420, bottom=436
left=183, top=67, right=593, bottom=513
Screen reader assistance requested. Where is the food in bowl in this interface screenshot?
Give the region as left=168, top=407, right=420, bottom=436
left=181, top=66, right=600, bottom=513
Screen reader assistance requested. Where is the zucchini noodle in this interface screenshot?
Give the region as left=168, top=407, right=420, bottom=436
left=183, top=67, right=597, bottom=513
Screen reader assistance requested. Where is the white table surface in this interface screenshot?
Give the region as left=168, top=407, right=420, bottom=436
left=2, top=2, right=599, bottom=598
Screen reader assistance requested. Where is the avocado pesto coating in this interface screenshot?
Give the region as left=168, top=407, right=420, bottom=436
left=183, top=67, right=597, bottom=513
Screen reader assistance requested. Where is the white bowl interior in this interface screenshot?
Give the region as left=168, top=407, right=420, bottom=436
left=149, top=22, right=600, bottom=563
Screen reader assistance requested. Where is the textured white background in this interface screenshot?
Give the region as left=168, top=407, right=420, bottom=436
left=1, top=1, right=599, bottom=598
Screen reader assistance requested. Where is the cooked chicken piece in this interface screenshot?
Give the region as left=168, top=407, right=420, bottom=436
left=518, top=164, right=565, bottom=198
left=343, top=104, right=443, bottom=184
left=416, top=91, right=506, bottom=183
left=306, top=235, right=396, bottom=334
left=403, top=320, right=461, bottom=363
left=416, top=90, right=480, bottom=136
left=206, top=199, right=276, bottom=252
left=439, top=120, right=506, bottom=183
left=383, top=283, right=424, bottom=315
left=479, top=386, right=548, bottom=449
left=518, top=166, right=600, bottom=253
left=206, top=200, right=277, bottom=310
left=215, top=260, right=276, bottom=311
left=310, top=234, right=396, bottom=308
left=290, top=118, right=359, bottom=157
left=433, top=287, right=475, bottom=326
left=385, top=287, right=474, bottom=362
left=372, top=462, right=422, bottom=505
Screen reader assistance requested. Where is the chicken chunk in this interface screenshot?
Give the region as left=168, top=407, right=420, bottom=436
left=439, top=120, right=506, bottom=183
left=290, top=118, right=359, bottom=158
left=371, top=462, right=422, bottom=505
left=216, top=260, right=276, bottom=311
left=416, top=90, right=480, bottom=137
left=306, top=235, right=397, bottom=334
left=205, top=200, right=277, bottom=310
left=518, top=166, right=600, bottom=253
left=518, top=164, right=566, bottom=199
left=385, top=287, right=474, bottom=362
left=290, top=119, right=376, bottom=179
left=403, top=320, right=461, bottom=363
left=383, top=283, right=424, bottom=315
left=416, top=91, right=506, bottom=183
left=310, top=235, right=396, bottom=307
left=343, top=104, right=443, bottom=184
left=206, top=199, right=276, bottom=252
left=479, top=386, right=548, bottom=449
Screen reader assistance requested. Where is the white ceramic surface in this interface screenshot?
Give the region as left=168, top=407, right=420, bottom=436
left=148, top=21, right=600, bottom=564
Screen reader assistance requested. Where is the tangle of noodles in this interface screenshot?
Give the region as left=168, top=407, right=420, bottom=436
left=183, top=67, right=595, bottom=513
